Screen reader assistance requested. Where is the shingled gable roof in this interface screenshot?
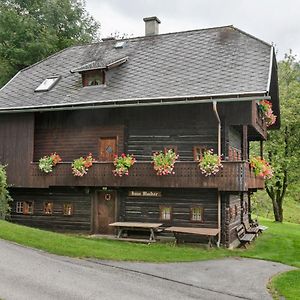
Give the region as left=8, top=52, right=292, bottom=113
left=0, top=25, right=279, bottom=116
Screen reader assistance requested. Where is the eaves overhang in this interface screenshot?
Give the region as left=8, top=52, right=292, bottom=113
left=0, top=91, right=269, bottom=114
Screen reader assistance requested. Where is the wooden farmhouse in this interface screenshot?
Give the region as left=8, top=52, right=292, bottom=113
left=0, top=17, right=279, bottom=247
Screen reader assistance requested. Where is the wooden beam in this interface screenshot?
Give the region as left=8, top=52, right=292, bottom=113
left=242, top=125, right=248, bottom=160
left=260, top=140, right=264, bottom=159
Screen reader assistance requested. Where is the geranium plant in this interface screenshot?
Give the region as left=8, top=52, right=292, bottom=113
left=113, top=153, right=136, bottom=177
left=71, top=153, right=94, bottom=177
left=152, top=149, right=179, bottom=176
left=38, top=152, right=62, bottom=173
left=250, top=157, right=273, bottom=179
left=259, top=100, right=277, bottom=127
left=198, top=149, right=223, bottom=176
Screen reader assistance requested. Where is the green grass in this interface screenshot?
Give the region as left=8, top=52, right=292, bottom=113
left=0, top=220, right=231, bottom=262
left=236, top=219, right=300, bottom=268
left=0, top=219, right=299, bottom=299
left=269, top=270, right=300, bottom=300
left=252, top=191, right=300, bottom=224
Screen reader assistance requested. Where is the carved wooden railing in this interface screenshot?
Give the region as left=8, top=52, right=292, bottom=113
left=29, top=161, right=264, bottom=191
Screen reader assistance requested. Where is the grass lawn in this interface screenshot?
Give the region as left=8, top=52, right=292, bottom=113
left=0, top=218, right=299, bottom=298
left=269, top=270, right=300, bottom=300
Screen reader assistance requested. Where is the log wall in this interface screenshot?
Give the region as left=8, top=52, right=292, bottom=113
left=10, top=188, right=91, bottom=232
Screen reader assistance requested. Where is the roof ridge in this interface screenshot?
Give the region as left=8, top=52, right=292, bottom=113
left=231, top=26, right=272, bottom=47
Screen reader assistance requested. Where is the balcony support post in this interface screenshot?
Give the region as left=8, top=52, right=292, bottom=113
left=242, top=125, right=248, bottom=160
left=260, top=140, right=264, bottom=159
left=212, top=101, right=221, bottom=156
left=213, top=101, right=221, bottom=246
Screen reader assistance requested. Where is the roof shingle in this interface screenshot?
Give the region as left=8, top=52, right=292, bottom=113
left=0, top=25, right=273, bottom=111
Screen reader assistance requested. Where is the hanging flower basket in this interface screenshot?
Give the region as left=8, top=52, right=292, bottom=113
left=38, top=152, right=62, bottom=173
left=198, top=149, right=223, bottom=176
left=250, top=157, right=273, bottom=179
left=152, top=149, right=179, bottom=176
left=259, top=100, right=277, bottom=127
left=71, top=153, right=94, bottom=177
left=113, top=153, right=136, bottom=177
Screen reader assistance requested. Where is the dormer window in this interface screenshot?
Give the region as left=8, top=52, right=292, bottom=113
left=82, top=70, right=105, bottom=87
left=71, top=56, right=128, bottom=88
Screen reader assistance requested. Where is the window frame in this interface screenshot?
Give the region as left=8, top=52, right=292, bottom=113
left=63, top=203, right=74, bottom=216
left=193, top=146, right=207, bottom=161
left=82, top=70, right=105, bottom=87
left=190, top=206, right=204, bottom=223
left=159, top=205, right=172, bottom=221
left=164, top=146, right=178, bottom=155
left=16, top=202, right=24, bottom=214
left=43, top=202, right=53, bottom=215
left=23, top=201, right=34, bottom=215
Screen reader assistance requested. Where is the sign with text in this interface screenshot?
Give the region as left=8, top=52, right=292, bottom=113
left=128, top=191, right=162, bottom=197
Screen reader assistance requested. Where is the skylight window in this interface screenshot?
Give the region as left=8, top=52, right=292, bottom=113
left=35, top=76, right=60, bottom=92
left=114, top=41, right=126, bottom=49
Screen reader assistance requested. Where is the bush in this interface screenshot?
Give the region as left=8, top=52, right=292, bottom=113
left=0, top=165, right=12, bottom=219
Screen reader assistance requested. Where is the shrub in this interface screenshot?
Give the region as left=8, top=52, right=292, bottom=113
left=0, top=165, right=12, bottom=219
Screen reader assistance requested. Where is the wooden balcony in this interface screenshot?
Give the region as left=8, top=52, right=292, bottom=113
left=253, top=103, right=267, bottom=139
left=29, top=161, right=264, bottom=191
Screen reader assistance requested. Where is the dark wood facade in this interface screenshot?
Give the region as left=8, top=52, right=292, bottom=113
left=1, top=101, right=267, bottom=247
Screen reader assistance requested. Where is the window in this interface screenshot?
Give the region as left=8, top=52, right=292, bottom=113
left=24, top=201, right=34, bottom=214
left=35, top=76, right=60, bottom=92
left=114, top=41, right=126, bottom=49
left=190, top=207, right=203, bottom=222
left=44, top=202, right=53, bottom=215
left=82, top=70, right=104, bottom=87
left=160, top=206, right=172, bottom=221
left=16, top=201, right=34, bottom=214
left=16, top=202, right=23, bottom=213
left=63, top=203, right=74, bottom=216
left=164, top=146, right=178, bottom=154
left=228, top=146, right=241, bottom=161
left=193, top=146, right=207, bottom=161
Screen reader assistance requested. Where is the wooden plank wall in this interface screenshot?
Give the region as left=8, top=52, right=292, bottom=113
left=10, top=188, right=91, bottom=232
left=0, top=113, right=34, bottom=186
left=222, top=194, right=242, bottom=247
left=119, top=188, right=218, bottom=228
left=33, top=104, right=218, bottom=162
left=34, top=111, right=124, bottom=161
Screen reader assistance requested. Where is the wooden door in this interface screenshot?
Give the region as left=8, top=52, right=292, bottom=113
left=97, top=192, right=115, bottom=234
left=99, top=137, right=117, bottom=161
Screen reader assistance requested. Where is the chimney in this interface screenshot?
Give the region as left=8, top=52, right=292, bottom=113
left=143, top=16, right=161, bottom=36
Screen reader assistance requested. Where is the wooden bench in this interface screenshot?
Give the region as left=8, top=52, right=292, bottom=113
left=250, top=220, right=268, bottom=232
left=236, top=224, right=256, bottom=248
left=243, top=219, right=260, bottom=235
left=109, top=222, right=163, bottom=243
left=164, top=227, right=220, bottom=248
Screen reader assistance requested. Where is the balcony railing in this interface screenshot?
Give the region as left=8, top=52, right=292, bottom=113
left=29, top=161, right=264, bottom=191
left=254, top=103, right=267, bottom=138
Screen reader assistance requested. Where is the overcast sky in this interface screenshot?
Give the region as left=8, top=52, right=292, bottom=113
left=85, top=0, right=300, bottom=60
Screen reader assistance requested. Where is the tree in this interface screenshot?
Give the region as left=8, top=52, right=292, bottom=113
left=0, top=0, right=100, bottom=86
left=264, top=52, right=300, bottom=222
left=0, top=165, right=12, bottom=219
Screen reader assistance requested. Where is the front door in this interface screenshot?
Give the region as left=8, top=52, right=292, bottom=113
left=99, top=137, right=117, bottom=161
left=97, top=191, right=115, bottom=234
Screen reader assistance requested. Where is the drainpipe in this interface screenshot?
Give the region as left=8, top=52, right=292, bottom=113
left=213, top=101, right=221, bottom=247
